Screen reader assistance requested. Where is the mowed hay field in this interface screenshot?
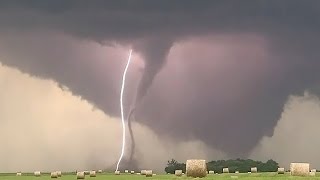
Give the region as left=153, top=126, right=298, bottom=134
left=1, top=173, right=320, bottom=180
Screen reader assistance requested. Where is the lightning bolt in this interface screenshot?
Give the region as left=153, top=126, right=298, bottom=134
left=116, top=49, right=133, bottom=172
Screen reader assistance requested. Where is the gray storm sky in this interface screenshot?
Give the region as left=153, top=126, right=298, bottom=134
left=0, top=0, right=320, bottom=169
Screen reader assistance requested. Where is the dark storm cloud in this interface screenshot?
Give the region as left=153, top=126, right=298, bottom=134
left=0, top=0, right=320, bottom=157
left=1, top=0, right=320, bottom=39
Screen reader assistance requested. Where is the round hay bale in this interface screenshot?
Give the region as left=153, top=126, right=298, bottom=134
left=251, top=167, right=257, bottom=173
left=153, top=174, right=156, bottom=176
left=223, top=168, right=229, bottom=173
left=235, top=171, right=239, bottom=174
left=114, top=171, right=120, bottom=175
left=136, top=173, right=141, bottom=175
left=208, top=170, right=214, bottom=174
left=89, top=171, right=96, bottom=177
left=182, top=173, right=185, bottom=175
left=124, top=170, right=129, bottom=173
left=77, top=172, right=85, bottom=179
left=51, top=172, right=58, bottom=178
left=56, top=171, right=62, bottom=177
left=186, top=159, right=207, bottom=178
left=130, top=171, right=135, bottom=174
left=175, top=170, right=183, bottom=176
left=16, top=172, right=22, bottom=176
left=278, top=168, right=285, bottom=174
left=290, top=163, right=310, bottom=176
left=145, top=170, right=153, bottom=177
left=141, top=170, right=147, bottom=175
left=311, top=169, right=317, bottom=173
left=34, top=171, right=41, bottom=177
left=97, top=170, right=102, bottom=173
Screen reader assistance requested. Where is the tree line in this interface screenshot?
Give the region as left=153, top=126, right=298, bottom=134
left=164, top=158, right=279, bottom=174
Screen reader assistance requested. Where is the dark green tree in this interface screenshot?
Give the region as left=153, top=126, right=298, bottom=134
left=164, top=159, right=186, bottom=174
left=165, top=158, right=279, bottom=173
left=206, top=159, right=279, bottom=173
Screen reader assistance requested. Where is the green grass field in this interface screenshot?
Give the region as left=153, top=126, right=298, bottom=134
left=0, top=173, right=320, bottom=180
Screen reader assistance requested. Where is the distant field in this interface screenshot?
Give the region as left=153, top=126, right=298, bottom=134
left=0, top=173, right=320, bottom=179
